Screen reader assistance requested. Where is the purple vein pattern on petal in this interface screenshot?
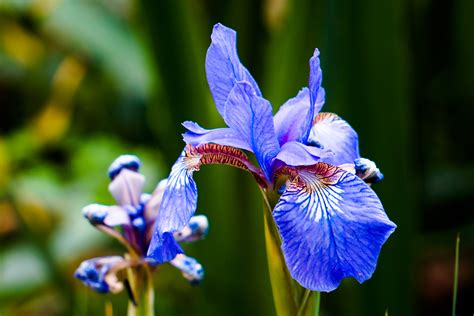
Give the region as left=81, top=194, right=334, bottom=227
left=206, top=23, right=262, bottom=118
left=273, top=163, right=396, bottom=292
left=182, top=121, right=251, bottom=152
left=273, top=88, right=311, bottom=145
left=153, top=151, right=199, bottom=235
left=274, top=141, right=331, bottom=167
left=224, top=82, right=280, bottom=181
left=299, top=49, right=325, bottom=144
left=309, top=113, right=360, bottom=165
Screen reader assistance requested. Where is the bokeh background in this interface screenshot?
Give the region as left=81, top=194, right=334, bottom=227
left=0, top=0, right=473, bottom=315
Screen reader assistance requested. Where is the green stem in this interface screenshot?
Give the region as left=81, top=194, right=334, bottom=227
left=127, top=263, right=155, bottom=316
left=261, top=188, right=320, bottom=316
left=452, top=233, right=460, bottom=316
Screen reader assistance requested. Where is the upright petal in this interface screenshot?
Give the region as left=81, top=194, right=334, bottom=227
left=308, top=113, right=360, bottom=165
left=108, top=169, right=145, bottom=207
left=108, top=155, right=141, bottom=180
left=182, top=121, right=251, bottom=151
left=273, top=163, right=396, bottom=291
left=273, top=88, right=311, bottom=145
left=299, top=49, right=325, bottom=144
left=274, top=141, right=332, bottom=167
left=224, top=82, right=280, bottom=181
left=206, top=23, right=262, bottom=118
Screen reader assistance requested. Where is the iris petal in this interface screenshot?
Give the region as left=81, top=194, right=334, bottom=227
left=299, top=49, right=325, bottom=144
left=152, top=151, right=199, bottom=234
left=74, top=256, right=126, bottom=293
left=147, top=231, right=184, bottom=264
left=170, top=253, right=205, bottom=285
left=274, top=141, right=332, bottom=167
left=308, top=113, right=360, bottom=165
left=273, top=163, right=396, bottom=291
left=273, top=88, right=311, bottom=145
left=206, top=23, right=261, bottom=118
left=108, top=169, right=145, bottom=207
left=82, top=204, right=130, bottom=227
left=224, top=82, right=280, bottom=181
left=173, top=215, right=209, bottom=242
left=182, top=121, right=251, bottom=151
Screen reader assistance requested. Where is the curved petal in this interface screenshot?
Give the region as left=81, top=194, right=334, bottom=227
left=147, top=231, right=184, bottom=264
left=206, top=23, right=261, bottom=118
left=74, top=256, right=128, bottom=293
left=224, top=82, right=280, bottom=181
left=299, top=49, right=325, bottom=144
left=170, top=253, right=205, bottom=285
left=274, top=141, right=333, bottom=167
left=308, top=113, right=360, bottom=165
left=108, top=169, right=145, bottom=207
left=182, top=121, right=251, bottom=151
left=82, top=204, right=130, bottom=227
left=147, top=150, right=199, bottom=262
left=273, top=88, right=311, bottom=145
left=273, top=163, right=396, bottom=291
left=152, top=151, right=199, bottom=234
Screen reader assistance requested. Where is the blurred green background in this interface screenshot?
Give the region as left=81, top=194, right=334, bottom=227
left=0, top=0, right=473, bottom=315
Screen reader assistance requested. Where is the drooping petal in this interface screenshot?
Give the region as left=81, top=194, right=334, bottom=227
left=273, top=88, right=311, bottom=145
left=273, top=163, right=396, bottom=292
left=74, top=256, right=128, bottom=293
left=224, top=82, right=280, bottom=181
left=206, top=23, right=262, bottom=118
left=308, top=112, right=360, bottom=165
left=108, top=169, right=145, bottom=207
left=170, top=253, right=205, bottom=285
left=274, top=141, right=333, bottom=167
left=299, top=49, right=325, bottom=144
left=82, top=204, right=130, bottom=227
left=182, top=121, right=251, bottom=151
left=174, top=215, right=209, bottom=242
left=151, top=150, right=199, bottom=235
left=147, top=232, right=184, bottom=264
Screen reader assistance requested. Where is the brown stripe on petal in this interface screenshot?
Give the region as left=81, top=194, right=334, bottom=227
left=313, top=112, right=339, bottom=125
left=276, top=162, right=345, bottom=191
left=185, top=143, right=268, bottom=187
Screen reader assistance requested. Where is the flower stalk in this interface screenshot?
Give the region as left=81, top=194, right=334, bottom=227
left=126, top=261, right=155, bottom=316
left=262, top=188, right=320, bottom=316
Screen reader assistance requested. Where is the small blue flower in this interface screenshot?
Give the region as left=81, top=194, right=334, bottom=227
left=75, top=155, right=209, bottom=293
left=148, top=23, right=396, bottom=292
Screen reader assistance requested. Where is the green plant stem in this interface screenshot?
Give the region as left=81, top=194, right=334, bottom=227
left=261, top=188, right=320, bottom=316
left=452, top=233, right=460, bottom=316
left=127, top=263, right=155, bottom=316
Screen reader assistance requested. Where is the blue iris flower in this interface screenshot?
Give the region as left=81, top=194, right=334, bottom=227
left=147, top=23, right=396, bottom=292
left=76, top=155, right=209, bottom=293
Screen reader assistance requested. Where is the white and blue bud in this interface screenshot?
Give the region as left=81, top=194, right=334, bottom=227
left=173, top=215, right=209, bottom=243
left=108, top=155, right=141, bottom=180
left=170, top=254, right=205, bottom=285
left=74, top=256, right=125, bottom=293
left=82, top=204, right=108, bottom=224
left=354, top=158, right=384, bottom=183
